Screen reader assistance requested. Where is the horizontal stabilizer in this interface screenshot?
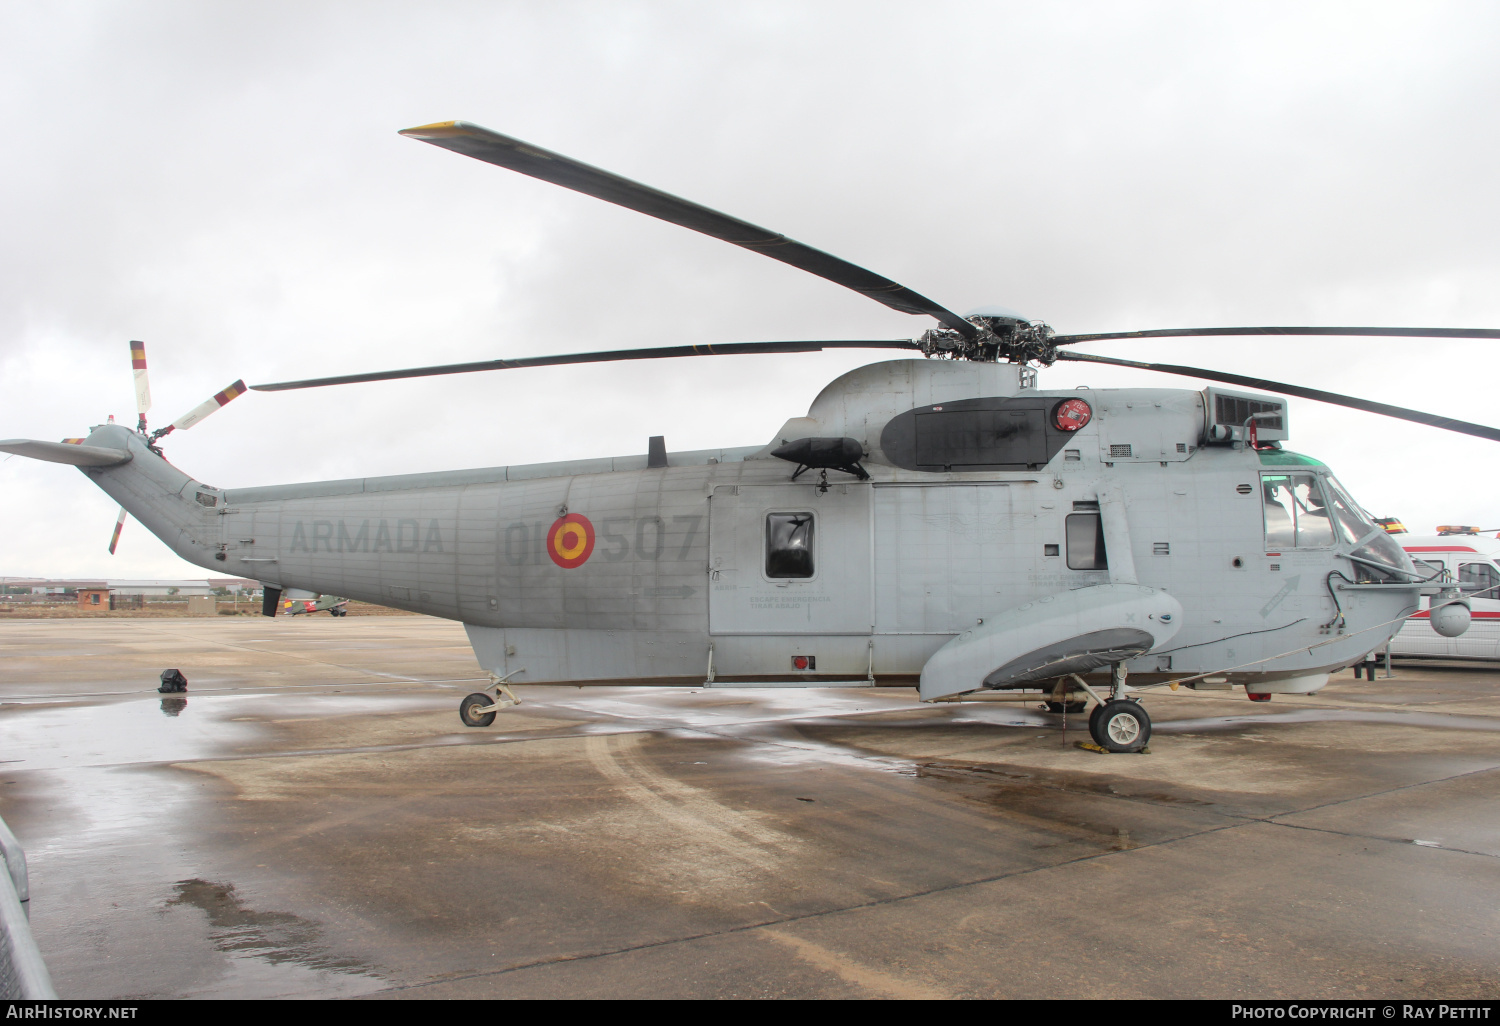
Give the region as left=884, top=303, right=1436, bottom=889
left=0, top=439, right=133, bottom=467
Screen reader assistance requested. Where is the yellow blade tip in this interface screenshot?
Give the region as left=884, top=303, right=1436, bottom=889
left=399, top=121, right=461, bottom=136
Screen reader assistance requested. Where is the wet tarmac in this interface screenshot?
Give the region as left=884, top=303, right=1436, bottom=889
left=1, top=616, right=1498, bottom=999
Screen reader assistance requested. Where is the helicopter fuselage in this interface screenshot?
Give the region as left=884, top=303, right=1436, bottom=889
left=78, top=359, right=1420, bottom=698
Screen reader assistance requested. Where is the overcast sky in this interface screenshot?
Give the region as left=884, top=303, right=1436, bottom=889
left=3, top=1, right=1499, bottom=579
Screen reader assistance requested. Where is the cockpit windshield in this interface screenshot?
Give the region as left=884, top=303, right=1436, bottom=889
left=1323, top=474, right=1413, bottom=580
left=1322, top=477, right=1374, bottom=545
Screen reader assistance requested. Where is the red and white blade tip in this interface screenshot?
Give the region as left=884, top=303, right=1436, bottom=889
left=108, top=508, right=127, bottom=555
left=170, top=380, right=247, bottom=432
left=130, top=341, right=151, bottom=417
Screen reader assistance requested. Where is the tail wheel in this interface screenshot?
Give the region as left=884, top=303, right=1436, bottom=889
left=1089, top=699, right=1151, bottom=753
left=460, top=692, right=497, bottom=727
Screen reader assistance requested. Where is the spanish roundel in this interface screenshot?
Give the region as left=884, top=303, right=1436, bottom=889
left=547, top=513, right=596, bottom=569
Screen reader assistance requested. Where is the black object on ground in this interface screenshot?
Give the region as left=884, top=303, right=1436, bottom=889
left=158, top=669, right=187, bottom=694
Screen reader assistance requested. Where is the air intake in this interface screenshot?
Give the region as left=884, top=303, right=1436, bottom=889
left=1205, top=387, right=1288, bottom=443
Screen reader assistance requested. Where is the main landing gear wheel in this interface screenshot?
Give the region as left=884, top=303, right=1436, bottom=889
left=1045, top=700, right=1088, bottom=714
left=460, top=692, right=497, bottom=727
left=1089, top=699, right=1151, bottom=753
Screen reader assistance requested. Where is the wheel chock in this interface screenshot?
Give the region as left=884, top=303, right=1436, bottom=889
left=1074, top=741, right=1151, bottom=755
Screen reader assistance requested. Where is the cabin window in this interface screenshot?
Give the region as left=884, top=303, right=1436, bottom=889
left=1261, top=474, right=1334, bottom=548
left=1460, top=562, right=1500, bottom=600
left=765, top=512, right=815, bottom=579
left=1066, top=513, right=1107, bottom=570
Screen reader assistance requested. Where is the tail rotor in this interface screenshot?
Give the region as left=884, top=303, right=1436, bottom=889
left=128, top=339, right=247, bottom=450
left=105, top=340, right=247, bottom=553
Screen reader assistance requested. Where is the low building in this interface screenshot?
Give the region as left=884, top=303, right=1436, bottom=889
left=105, top=580, right=214, bottom=597
left=75, top=586, right=109, bottom=608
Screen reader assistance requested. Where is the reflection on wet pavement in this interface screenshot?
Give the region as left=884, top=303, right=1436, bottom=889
left=167, top=879, right=382, bottom=979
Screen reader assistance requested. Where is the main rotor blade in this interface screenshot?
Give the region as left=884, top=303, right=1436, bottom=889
left=399, top=121, right=977, bottom=338
left=1055, top=350, right=1500, bottom=442
left=1052, top=326, right=1500, bottom=345
left=250, top=340, right=922, bottom=392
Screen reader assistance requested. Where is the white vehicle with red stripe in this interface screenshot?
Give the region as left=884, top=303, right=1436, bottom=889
left=1392, top=531, right=1500, bottom=659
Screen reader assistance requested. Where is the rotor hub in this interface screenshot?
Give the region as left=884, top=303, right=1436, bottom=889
left=918, top=316, right=1057, bottom=366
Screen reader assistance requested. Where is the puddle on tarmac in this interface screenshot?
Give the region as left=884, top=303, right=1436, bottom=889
left=167, top=879, right=382, bottom=980
left=0, top=692, right=450, bottom=771
left=1156, top=708, right=1500, bottom=734
left=0, top=696, right=262, bottom=771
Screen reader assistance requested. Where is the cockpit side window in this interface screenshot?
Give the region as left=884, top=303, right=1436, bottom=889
left=1262, top=473, right=1334, bottom=548
left=765, top=512, right=815, bottom=579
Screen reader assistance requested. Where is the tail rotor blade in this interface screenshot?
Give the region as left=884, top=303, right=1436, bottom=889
left=108, top=508, right=127, bottom=555
left=130, top=340, right=152, bottom=432
left=155, top=380, right=247, bottom=439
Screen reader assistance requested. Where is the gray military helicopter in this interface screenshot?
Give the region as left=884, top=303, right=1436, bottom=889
left=6, top=120, right=1498, bottom=753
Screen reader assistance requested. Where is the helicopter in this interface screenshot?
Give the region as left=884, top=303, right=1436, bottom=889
left=5, top=119, right=1498, bottom=754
